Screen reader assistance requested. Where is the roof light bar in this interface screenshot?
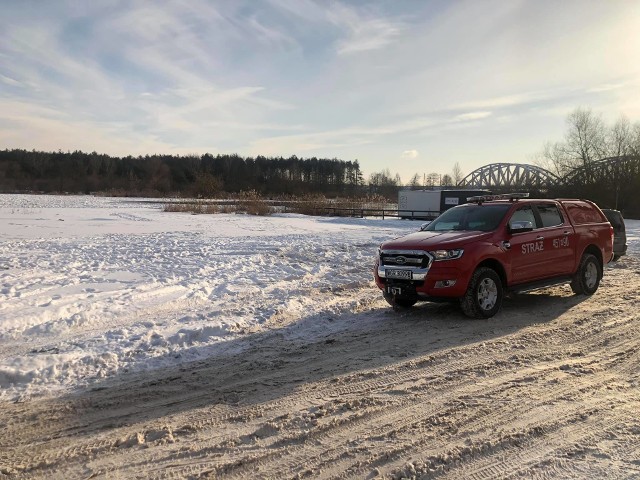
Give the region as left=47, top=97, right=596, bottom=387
left=467, top=193, right=530, bottom=203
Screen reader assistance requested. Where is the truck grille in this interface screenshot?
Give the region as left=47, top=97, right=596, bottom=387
left=380, top=250, right=432, bottom=269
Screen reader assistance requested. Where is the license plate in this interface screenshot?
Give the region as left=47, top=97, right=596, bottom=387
left=385, top=269, right=412, bottom=280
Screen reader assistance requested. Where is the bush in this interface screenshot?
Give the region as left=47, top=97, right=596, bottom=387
left=163, top=200, right=218, bottom=214
left=287, top=194, right=390, bottom=217
left=162, top=193, right=391, bottom=217
left=287, top=194, right=329, bottom=215
left=236, top=190, right=272, bottom=216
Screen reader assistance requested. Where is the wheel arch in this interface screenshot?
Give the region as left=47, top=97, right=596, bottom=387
left=476, top=258, right=507, bottom=288
left=580, top=244, right=604, bottom=274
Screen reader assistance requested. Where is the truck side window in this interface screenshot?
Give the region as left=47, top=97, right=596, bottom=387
left=537, top=204, right=563, bottom=227
left=510, top=206, right=536, bottom=228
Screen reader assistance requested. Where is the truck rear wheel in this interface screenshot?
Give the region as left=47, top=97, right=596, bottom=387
left=383, top=292, right=418, bottom=309
left=570, top=253, right=601, bottom=295
left=460, top=267, right=503, bottom=319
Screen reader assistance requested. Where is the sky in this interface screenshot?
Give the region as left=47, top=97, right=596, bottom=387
left=1, top=0, right=640, bottom=182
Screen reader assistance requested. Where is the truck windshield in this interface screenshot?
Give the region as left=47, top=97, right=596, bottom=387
left=422, top=204, right=511, bottom=232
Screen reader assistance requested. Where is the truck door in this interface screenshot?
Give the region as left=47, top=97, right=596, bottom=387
left=533, top=203, right=574, bottom=277
left=507, top=205, right=547, bottom=284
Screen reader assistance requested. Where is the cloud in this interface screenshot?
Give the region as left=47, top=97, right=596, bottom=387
left=263, top=0, right=327, bottom=23
left=454, top=111, right=492, bottom=122
left=2, top=0, right=640, bottom=175
left=0, top=2, right=303, bottom=156
left=335, top=17, right=403, bottom=55
left=0, top=99, right=183, bottom=155
left=248, top=109, right=503, bottom=158
left=265, top=0, right=404, bottom=55
left=0, top=74, right=21, bottom=87
left=587, top=82, right=626, bottom=93
left=329, top=4, right=404, bottom=55
left=452, top=91, right=553, bottom=111
left=248, top=117, right=436, bottom=156
left=245, top=15, right=298, bottom=49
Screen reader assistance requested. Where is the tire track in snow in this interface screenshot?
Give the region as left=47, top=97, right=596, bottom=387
left=6, top=285, right=638, bottom=479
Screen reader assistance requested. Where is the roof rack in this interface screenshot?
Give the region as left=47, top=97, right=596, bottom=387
left=467, top=193, right=529, bottom=204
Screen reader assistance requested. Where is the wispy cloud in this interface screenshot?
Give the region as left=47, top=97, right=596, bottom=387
left=246, top=16, right=297, bottom=48
left=265, top=0, right=405, bottom=55
left=402, top=150, right=419, bottom=159
left=250, top=114, right=445, bottom=156
left=335, top=19, right=402, bottom=55
left=587, top=82, right=626, bottom=93
left=0, top=99, right=180, bottom=155
left=1, top=0, right=640, bottom=179
left=453, top=92, right=552, bottom=111
left=454, top=111, right=492, bottom=122
left=263, top=0, right=327, bottom=23
left=0, top=1, right=303, bottom=155
left=332, top=6, right=404, bottom=56
left=0, top=74, right=21, bottom=87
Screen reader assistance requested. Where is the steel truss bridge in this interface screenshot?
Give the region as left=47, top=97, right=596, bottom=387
left=458, top=157, right=640, bottom=189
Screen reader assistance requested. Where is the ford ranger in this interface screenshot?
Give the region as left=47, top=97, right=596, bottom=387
left=374, top=193, right=614, bottom=318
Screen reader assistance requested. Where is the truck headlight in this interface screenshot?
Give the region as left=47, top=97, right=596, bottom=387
left=431, top=249, right=464, bottom=260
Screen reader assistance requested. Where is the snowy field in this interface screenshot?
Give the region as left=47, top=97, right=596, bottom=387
left=0, top=194, right=417, bottom=400
left=2, top=194, right=638, bottom=401
left=3, top=194, right=640, bottom=479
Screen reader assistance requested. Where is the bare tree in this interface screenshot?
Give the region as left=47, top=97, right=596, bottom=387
left=566, top=108, right=607, bottom=165
left=538, top=141, right=567, bottom=176
left=632, top=123, right=640, bottom=157
left=425, top=172, right=440, bottom=187
left=607, top=115, right=633, bottom=158
left=542, top=107, right=607, bottom=175
left=441, top=174, right=453, bottom=186
left=451, top=162, right=464, bottom=185
left=369, top=169, right=400, bottom=187
left=408, top=173, right=422, bottom=189
left=540, top=108, right=640, bottom=177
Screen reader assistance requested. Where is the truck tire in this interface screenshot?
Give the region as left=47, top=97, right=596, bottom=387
left=570, top=253, right=601, bottom=295
left=383, top=291, right=418, bottom=309
left=460, top=267, right=503, bottom=319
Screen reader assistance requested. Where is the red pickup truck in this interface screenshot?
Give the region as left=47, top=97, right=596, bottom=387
left=374, top=194, right=614, bottom=318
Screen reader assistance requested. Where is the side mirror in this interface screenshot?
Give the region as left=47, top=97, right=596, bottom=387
left=508, top=220, right=534, bottom=234
left=420, top=221, right=430, bottom=231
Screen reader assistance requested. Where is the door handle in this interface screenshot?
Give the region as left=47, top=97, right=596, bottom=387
left=536, top=236, right=544, bottom=240
left=563, top=231, right=570, bottom=236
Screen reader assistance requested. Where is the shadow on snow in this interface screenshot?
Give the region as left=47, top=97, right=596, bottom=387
left=35, top=286, right=591, bottom=440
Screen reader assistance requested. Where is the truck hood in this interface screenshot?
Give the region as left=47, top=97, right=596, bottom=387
left=381, top=230, right=492, bottom=250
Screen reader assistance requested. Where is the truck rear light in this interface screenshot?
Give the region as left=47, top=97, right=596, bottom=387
left=610, top=226, right=614, bottom=246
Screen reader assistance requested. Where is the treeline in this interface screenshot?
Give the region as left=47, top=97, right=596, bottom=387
left=0, top=149, right=365, bottom=197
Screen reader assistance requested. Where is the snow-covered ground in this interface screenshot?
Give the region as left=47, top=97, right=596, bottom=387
left=3, top=194, right=640, bottom=479
left=2, top=194, right=639, bottom=401
left=0, top=194, right=417, bottom=399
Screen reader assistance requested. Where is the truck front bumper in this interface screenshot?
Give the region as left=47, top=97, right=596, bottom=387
left=375, top=262, right=471, bottom=298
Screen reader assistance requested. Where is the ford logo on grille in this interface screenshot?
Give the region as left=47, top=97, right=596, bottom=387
left=395, top=256, right=407, bottom=265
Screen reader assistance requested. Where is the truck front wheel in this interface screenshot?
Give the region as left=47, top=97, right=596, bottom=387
left=570, top=253, right=601, bottom=295
left=460, top=267, right=503, bottom=319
